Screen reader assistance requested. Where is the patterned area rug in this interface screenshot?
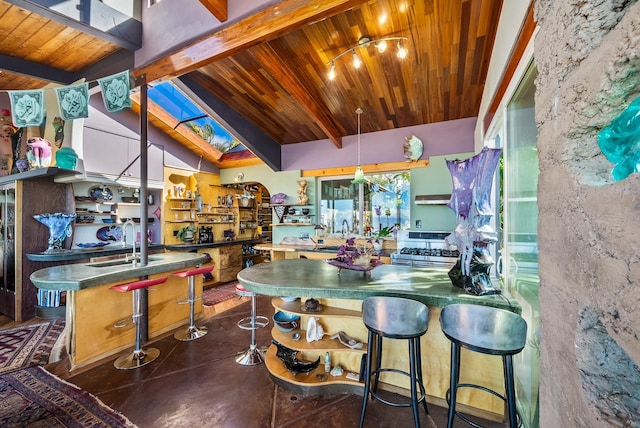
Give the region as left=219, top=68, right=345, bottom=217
left=0, top=366, right=137, bottom=427
left=0, top=320, right=65, bottom=375
left=202, top=280, right=239, bottom=306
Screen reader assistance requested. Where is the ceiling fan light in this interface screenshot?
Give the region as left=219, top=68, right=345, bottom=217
left=376, top=40, right=387, bottom=53
left=397, top=41, right=408, bottom=59
left=352, top=52, right=362, bottom=69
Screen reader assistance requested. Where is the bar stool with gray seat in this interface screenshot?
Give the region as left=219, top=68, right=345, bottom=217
left=359, top=296, right=430, bottom=428
left=111, top=276, right=168, bottom=369
left=440, top=303, right=527, bottom=428
left=172, top=265, right=213, bottom=341
left=235, top=282, right=269, bottom=365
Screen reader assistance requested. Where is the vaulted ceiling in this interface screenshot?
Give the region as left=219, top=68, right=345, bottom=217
left=0, top=0, right=503, bottom=170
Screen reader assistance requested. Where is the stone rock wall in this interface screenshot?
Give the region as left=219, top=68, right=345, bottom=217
left=535, top=1, right=640, bottom=426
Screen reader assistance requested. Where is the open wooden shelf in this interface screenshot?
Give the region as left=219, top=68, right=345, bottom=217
left=271, top=328, right=366, bottom=353
left=264, top=345, right=363, bottom=388
left=272, top=298, right=362, bottom=319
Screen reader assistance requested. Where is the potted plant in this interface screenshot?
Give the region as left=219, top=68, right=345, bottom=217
left=370, top=226, right=394, bottom=252
left=176, top=225, right=196, bottom=242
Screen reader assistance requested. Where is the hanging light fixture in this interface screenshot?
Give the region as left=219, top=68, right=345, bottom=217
left=328, top=62, right=336, bottom=80
left=396, top=40, right=408, bottom=59
left=352, top=107, right=366, bottom=184
left=326, top=36, right=408, bottom=81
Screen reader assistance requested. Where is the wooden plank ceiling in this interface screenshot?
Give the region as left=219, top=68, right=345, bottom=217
left=0, top=0, right=503, bottom=170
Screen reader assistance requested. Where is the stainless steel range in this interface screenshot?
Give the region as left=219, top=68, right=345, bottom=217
left=391, top=230, right=460, bottom=268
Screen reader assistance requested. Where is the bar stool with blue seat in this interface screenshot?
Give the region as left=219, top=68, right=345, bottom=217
left=359, top=296, right=430, bottom=428
left=235, top=282, right=269, bottom=365
left=111, top=276, right=168, bottom=370
left=439, top=303, right=527, bottom=428
left=172, top=265, right=214, bottom=341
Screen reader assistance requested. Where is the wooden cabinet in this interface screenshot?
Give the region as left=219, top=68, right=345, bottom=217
left=210, top=245, right=242, bottom=283
left=0, top=172, right=74, bottom=321
left=257, top=186, right=272, bottom=242
left=265, top=297, right=366, bottom=393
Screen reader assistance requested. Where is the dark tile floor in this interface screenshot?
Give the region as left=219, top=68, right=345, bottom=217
left=52, top=296, right=506, bottom=428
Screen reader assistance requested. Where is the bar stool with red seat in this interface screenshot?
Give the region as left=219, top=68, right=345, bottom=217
left=111, top=276, right=168, bottom=370
left=235, top=282, right=269, bottom=365
left=172, top=265, right=214, bottom=341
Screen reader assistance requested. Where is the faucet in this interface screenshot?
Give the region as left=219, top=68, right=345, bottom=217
left=341, top=219, right=349, bottom=236
left=121, top=219, right=137, bottom=266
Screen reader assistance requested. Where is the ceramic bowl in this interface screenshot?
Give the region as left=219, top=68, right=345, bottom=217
left=280, top=296, right=298, bottom=302
left=273, top=311, right=300, bottom=332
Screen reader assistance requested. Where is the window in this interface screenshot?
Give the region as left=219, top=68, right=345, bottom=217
left=318, top=172, right=410, bottom=235
left=147, top=81, right=242, bottom=154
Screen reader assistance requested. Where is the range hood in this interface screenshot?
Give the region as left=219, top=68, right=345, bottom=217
left=414, top=194, right=451, bottom=205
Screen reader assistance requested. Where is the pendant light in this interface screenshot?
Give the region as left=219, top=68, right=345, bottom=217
left=352, top=107, right=366, bottom=184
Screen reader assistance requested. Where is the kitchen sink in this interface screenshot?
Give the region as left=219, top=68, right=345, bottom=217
left=87, top=256, right=160, bottom=268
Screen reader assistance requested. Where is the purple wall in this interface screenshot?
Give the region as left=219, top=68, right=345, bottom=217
left=137, top=0, right=278, bottom=66
left=281, top=117, right=476, bottom=171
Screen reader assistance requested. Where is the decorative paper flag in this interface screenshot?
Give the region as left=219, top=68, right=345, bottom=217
left=8, top=90, right=45, bottom=127
left=97, top=70, right=132, bottom=113
left=54, top=82, right=89, bottom=120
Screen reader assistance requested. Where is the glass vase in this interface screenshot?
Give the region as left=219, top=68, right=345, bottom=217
left=33, top=212, right=76, bottom=253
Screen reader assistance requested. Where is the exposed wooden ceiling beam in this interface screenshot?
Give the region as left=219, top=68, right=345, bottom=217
left=134, top=0, right=368, bottom=83
left=199, top=0, right=227, bottom=22
left=252, top=43, right=343, bottom=149
left=178, top=74, right=283, bottom=171
left=0, top=53, right=75, bottom=84
left=80, top=50, right=135, bottom=84
left=4, top=0, right=141, bottom=50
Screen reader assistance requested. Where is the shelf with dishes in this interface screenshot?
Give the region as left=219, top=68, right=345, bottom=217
left=269, top=204, right=314, bottom=224
left=265, top=297, right=366, bottom=391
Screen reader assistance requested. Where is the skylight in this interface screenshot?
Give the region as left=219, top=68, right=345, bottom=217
left=148, top=81, right=242, bottom=154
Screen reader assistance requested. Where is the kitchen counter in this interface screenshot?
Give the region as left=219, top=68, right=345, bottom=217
left=30, top=252, right=208, bottom=291
left=238, top=259, right=519, bottom=419
left=238, top=258, right=518, bottom=312
left=165, top=238, right=263, bottom=251
left=32, top=251, right=209, bottom=370
left=26, top=244, right=166, bottom=262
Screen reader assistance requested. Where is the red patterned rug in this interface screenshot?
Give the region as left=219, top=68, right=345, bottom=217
left=0, top=366, right=137, bottom=427
left=202, top=280, right=239, bottom=306
left=0, top=320, right=65, bottom=375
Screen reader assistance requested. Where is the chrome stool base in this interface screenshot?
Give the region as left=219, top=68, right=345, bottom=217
left=114, top=348, right=160, bottom=370
left=237, top=315, right=269, bottom=330
left=235, top=344, right=265, bottom=366
left=173, top=266, right=213, bottom=342
left=174, top=325, right=208, bottom=341
left=235, top=286, right=269, bottom=366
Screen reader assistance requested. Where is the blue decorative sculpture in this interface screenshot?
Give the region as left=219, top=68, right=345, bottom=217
left=33, top=212, right=76, bottom=253
left=445, top=147, right=502, bottom=296
left=598, top=96, right=640, bottom=181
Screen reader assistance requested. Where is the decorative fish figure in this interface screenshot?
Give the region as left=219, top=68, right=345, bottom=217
left=272, top=340, right=321, bottom=375
left=404, top=134, right=423, bottom=161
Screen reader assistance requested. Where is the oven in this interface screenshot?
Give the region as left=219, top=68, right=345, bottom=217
left=391, top=231, right=459, bottom=269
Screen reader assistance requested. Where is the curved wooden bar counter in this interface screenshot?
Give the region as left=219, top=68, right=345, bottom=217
left=31, top=252, right=208, bottom=370
left=238, top=259, right=520, bottom=422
